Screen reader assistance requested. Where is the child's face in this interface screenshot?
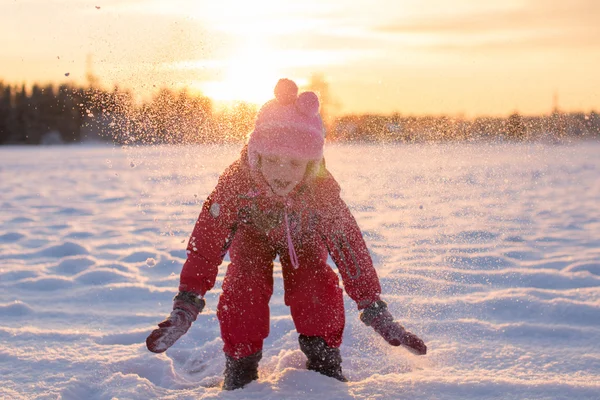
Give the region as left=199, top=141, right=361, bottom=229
left=260, top=154, right=309, bottom=196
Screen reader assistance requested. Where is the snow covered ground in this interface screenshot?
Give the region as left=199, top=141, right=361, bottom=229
left=1, top=142, right=599, bottom=399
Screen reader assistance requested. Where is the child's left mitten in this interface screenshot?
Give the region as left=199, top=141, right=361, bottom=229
left=146, top=292, right=205, bottom=353
left=360, top=300, right=427, bottom=355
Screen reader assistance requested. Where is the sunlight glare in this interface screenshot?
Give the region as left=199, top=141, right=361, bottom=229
left=201, top=38, right=282, bottom=105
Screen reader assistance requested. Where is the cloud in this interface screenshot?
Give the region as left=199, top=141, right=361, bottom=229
left=271, top=30, right=381, bottom=53
left=375, top=0, right=600, bottom=49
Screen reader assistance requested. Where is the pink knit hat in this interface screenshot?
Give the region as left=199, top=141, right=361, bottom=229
left=247, top=79, right=325, bottom=170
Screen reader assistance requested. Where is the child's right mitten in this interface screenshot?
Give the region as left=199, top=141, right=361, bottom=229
left=360, top=300, right=427, bottom=355
left=146, top=292, right=205, bottom=353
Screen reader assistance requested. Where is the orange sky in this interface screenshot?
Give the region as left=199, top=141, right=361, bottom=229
left=2, top=0, right=599, bottom=117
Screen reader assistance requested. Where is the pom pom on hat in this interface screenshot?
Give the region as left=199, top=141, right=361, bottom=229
left=274, top=79, right=298, bottom=105
left=247, top=79, right=325, bottom=173
left=296, top=92, right=320, bottom=116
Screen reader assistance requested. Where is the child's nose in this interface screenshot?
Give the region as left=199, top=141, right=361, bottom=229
left=275, top=168, right=291, bottom=177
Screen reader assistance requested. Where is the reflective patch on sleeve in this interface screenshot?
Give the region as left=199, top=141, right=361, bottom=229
left=209, top=203, right=221, bottom=218
left=333, top=230, right=361, bottom=280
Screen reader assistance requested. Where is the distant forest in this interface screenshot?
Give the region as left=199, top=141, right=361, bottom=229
left=1, top=80, right=599, bottom=145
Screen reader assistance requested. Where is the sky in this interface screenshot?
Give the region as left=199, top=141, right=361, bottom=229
left=2, top=0, right=600, bottom=117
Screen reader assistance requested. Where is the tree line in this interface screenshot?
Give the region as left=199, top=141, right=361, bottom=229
left=1, top=80, right=599, bottom=145
left=331, top=111, right=600, bottom=143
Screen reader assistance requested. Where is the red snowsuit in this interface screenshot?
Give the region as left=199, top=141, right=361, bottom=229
left=179, top=149, right=382, bottom=359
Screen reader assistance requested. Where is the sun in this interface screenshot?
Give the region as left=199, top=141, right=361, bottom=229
left=201, top=38, right=284, bottom=106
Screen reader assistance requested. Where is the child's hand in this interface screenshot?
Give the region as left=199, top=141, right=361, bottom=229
left=146, top=292, right=205, bottom=353
left=146, top=308, right=195, bottom=353
left=360, top=301, right=427, bottom=355
left=370, top=316, right=427, bottom=355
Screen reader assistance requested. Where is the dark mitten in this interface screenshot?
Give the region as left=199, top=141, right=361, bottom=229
left=360, top=300, right=427, bottom=355
left=146, top=292, right=205, bottom=353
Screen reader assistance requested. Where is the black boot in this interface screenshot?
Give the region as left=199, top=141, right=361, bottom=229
left=222, top=351, right=262, bottom=391
left=298, top=335, right=348, bottom=382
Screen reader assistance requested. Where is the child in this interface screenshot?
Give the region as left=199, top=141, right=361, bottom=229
left=146, top=79, right=427, bottom=390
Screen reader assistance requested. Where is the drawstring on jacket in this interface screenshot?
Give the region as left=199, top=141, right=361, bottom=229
left=283, top=202, right=299, bottom=269
left=244, top=188, right=301, bottom=270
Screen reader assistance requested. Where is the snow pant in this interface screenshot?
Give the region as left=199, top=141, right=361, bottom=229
left=217, top=228, right=346, bottom=359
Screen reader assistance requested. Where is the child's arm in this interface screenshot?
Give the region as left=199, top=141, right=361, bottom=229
left=317, top=172, right=427, bottom=355
left=178, top=162, right=244, bottom=296
left=146, top=161, right=244, bottom=353
left=317, top=175, right=382, bottom=309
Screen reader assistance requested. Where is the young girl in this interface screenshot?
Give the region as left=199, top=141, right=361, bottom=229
left=146, top=79, right=427, bottom=390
